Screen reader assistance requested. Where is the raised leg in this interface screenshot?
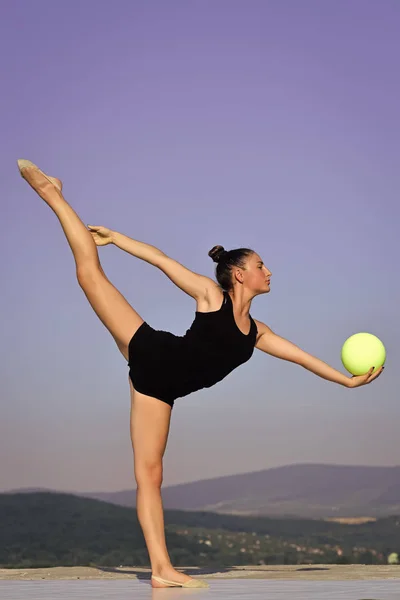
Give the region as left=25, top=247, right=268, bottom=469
left=129, top=380, right=200, bottom=587
left=18, top=160, right=143, bottom=359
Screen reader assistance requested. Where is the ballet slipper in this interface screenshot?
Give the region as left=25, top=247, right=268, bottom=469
left=17, top=159, right=62, bottom=192
left=151, top=574, right=209, bottom=588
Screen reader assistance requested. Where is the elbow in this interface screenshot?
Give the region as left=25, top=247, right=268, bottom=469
left=152, top=249, right=168, bottom=267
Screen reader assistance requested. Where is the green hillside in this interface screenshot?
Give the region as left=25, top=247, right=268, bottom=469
left=1, top=492, right=399, bottom=568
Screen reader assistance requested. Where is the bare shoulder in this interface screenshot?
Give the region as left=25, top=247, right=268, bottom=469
left=196, top=281, right=224, bottom=312
left=155, top=255, right=219, bottom=302
left=253, top=319, right=273, bottom=343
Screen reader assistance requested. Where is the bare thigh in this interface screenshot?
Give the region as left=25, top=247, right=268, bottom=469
left=78, top=267, right=144, bottom=360
left=129, top=378, right=172, bottom=484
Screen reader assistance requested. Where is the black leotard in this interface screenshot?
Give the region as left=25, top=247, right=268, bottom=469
left=128, top=291, right=258, bottom=408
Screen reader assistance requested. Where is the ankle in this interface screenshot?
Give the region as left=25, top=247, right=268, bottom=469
left=151, top=562, right=174, bottom=577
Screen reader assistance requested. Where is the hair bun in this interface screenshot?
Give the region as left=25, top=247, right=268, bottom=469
left=208, top=245, right=227, bottom=263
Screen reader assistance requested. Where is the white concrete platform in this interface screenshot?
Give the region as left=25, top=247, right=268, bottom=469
left=1, top=579, right=400, bottom=600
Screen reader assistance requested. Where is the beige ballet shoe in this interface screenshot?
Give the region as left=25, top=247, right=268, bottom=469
left=17, top=159, right=63, bottom=192
left=151, top=575, right=209, bottom=588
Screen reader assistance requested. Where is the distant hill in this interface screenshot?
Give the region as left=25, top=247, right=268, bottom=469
left=0, top=492, right=183, bottom=568
left=1, top=491, right=399, bottom=568
left=79, top=464, right=400, bottom=519
left=7, top=464, right=400, bottom=519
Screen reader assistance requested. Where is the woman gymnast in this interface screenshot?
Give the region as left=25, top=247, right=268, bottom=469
left=17, top=159, right=383, bottom=588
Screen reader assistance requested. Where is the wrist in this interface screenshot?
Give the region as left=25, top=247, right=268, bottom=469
left=110, top=230, right=118, bottom=245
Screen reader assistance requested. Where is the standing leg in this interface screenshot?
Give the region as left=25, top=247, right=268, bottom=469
left=129, top=380, right=202, bottom=587
left=18, top=160, right=143, bottom=359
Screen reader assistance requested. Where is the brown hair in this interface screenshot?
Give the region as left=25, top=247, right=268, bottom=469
left=208, top=245, right=254, bottom=291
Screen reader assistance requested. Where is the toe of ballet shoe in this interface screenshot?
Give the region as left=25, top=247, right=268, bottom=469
left=183, top=579, right=209, bottom=588
left=17, top=159, right=37, bottom=172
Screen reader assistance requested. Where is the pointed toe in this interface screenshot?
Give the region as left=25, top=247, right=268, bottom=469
left=184, top=579, right=209, bottom=588
left=17, top=159, right=35, bottom=173
left=17, top=159, right=62, bottom=191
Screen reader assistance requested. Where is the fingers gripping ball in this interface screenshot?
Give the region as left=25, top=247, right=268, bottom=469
left=341, top=333, right=386, bottom=376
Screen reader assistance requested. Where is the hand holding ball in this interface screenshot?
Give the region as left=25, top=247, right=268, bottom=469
left=341, top=333, right=386, bottom=376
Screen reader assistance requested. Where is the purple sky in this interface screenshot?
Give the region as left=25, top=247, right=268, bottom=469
left=1, top=0, right=399, bottom=493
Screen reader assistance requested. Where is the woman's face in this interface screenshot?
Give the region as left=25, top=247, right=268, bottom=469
left=237, top=252, right=272, bottom=294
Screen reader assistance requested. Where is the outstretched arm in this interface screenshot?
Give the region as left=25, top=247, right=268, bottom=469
left=254, top=320, right=383, bottom=388
left=88, top=226, right=215, bottom=300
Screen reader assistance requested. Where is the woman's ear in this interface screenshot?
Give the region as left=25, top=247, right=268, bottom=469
left=233, top=267, right=244, bottom=284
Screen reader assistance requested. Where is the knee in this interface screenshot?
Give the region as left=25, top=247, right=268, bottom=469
left=76, top=264, right=103, bottom=287
left=135, top=462, right=163, bottom=489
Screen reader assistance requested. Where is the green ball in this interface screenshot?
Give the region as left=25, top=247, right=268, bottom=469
left=341, top=332, right=386, bottom=375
